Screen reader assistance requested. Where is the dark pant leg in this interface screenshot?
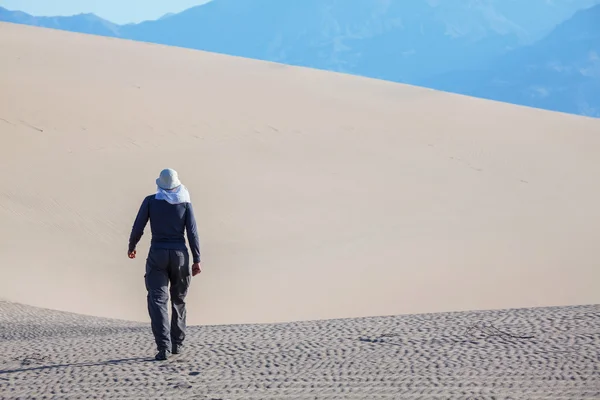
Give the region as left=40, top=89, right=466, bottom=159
left=145, top=248, right=171, bottom=351
left=168, top=249, right=192, bottom=347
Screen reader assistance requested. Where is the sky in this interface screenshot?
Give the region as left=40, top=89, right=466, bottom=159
left=0, top=0, right=212, bottom=24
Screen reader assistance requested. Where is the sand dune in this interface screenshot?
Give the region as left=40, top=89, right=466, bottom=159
left=0, top=22, right=599, bottom=327
left=2, top=301, right=599, bottom=399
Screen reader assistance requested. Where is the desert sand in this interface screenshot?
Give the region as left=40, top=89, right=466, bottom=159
left=1, top=20, right=600, bottom=400
left=1, top=300, right=599, bottom=399
left=0, top=21, right=599, bottom=328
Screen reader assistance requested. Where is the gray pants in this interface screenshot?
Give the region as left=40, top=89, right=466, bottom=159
left=145, top=247, right=192, bottom=351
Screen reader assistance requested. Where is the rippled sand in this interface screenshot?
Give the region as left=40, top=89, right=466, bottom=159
left=2, top=301, right=599, bottom=399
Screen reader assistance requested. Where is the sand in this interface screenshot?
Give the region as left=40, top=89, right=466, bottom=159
left=2, top=20, right=600, bottom=400
left=1, top=300, right=599, bottom=399
left=1, top=21, right=600, bottom=328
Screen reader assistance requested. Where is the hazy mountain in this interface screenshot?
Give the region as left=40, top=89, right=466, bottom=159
left=491, top=0, right=600, bottom=40
left=158, top=13, right=175, bottom=21
left=1, top=1, right=598, bottom=117
left=420, top=4, right=600, bottom=117
left=118, top=0, right=599, bottom=82
left=0, top=7, right=119, bottom=37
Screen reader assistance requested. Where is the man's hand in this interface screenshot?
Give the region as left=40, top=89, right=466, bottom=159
left=128, top=250, right=137, bottom=259
left=192, top=262, right=202, bottom=276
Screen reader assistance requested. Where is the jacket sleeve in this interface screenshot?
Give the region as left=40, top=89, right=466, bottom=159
left=128, top=196, right=150, bottom=253
left=185, top=202, right=201, bottom=263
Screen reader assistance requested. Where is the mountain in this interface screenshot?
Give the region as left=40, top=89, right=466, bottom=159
left=1, top=1, right=598, bottom=117
left=491, top=0, right=600, bottom=41
left=420, top=4, right=600, bottom=117
left=118, top=0, right=599, bottom=83
left=0, top=7, right=119, bottom=37
left=158, top=13, right=175, bottom=21
left=2, top=1, right=597, bottom=82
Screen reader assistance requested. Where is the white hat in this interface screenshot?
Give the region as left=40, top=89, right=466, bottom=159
left=156, top=168, right=182, bottom=190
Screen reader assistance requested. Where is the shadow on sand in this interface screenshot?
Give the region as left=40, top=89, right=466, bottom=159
left=0, top=357, right=155, bottom=376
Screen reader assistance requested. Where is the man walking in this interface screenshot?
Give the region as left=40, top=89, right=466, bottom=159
left=128, top=168, right=202, bottom=361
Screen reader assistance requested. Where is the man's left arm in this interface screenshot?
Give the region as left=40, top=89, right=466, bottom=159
left=185, top=202, right=201, bottom=274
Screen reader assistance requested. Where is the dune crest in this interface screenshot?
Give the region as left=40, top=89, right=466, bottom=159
left=0, top=22, right=599, bottom=326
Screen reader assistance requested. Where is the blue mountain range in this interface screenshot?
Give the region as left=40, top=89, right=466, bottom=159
left=1, top=0, right=599, bottom=117
left=0, top=7, right=119, bottom=37
left=419, top=4, right=600, bottom=117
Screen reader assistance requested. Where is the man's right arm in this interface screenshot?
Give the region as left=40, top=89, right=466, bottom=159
left=128, top=196, right=150, bottom=254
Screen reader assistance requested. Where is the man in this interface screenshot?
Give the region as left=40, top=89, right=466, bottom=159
left=128, top=168, right=202, bottom=361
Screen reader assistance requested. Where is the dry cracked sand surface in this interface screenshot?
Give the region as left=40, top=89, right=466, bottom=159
left=1, top=301, right=599, bottom=399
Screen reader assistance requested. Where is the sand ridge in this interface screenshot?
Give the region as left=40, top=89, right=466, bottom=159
left=1, top=21, right=600, bottom=326
left=1, top=301, right=599, bottom=399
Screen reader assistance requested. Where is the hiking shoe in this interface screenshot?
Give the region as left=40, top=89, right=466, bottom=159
left=172, top=344, right=182, bottom=355
left=155, top=349, right=170, bottom=361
